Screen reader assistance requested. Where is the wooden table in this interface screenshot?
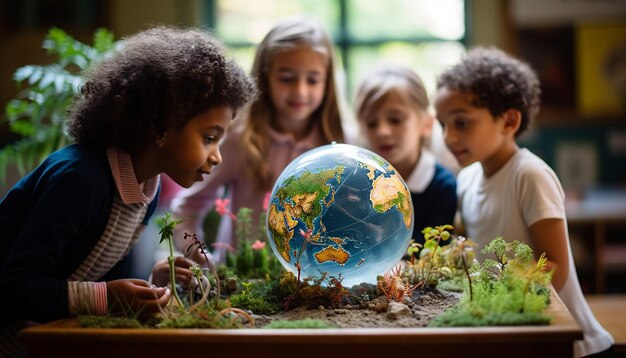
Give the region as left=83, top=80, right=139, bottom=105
left=20, top=290, right=582, bottom=358
left=587, top=294, right=626, bottom=353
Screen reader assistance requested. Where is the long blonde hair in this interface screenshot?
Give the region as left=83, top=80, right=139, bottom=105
left=241, top=16, right=346, bottom=189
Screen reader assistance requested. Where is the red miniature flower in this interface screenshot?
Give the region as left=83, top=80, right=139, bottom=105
left=251, top=240, right=266, bottom=250
left=262, top=192, right=271, bottom=211
left=215, top=198, right=237, bottom=220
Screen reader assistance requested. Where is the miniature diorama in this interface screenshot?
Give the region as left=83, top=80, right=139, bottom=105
left=73, top=143, right=554, bottom=330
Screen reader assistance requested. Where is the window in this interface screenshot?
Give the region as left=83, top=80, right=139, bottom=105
left=208, top=0, right=467, bottom=102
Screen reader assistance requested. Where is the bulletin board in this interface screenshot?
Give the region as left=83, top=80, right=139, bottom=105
left=576, top=23, right=626, bottom=118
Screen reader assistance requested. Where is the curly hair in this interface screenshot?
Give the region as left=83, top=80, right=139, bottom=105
left=436, top=47, right=541, bottom=136
left=67, top=26, right=257, bottom=150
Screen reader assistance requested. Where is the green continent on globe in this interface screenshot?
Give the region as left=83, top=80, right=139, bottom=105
left=266, top=166, right=345, bottom=263
left=369, top=173, right=412, bottom=229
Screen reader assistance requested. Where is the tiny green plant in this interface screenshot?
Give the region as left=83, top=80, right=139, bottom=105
left=184, top=231, right=222, bottom=305
left=187, top=263, right=211, bottom=310
left=403, top=224, right=454, bottom=287
left=481, top=236, right=531, bottom=277
left=189, top=264, right=206, bottom=296
left=422, top=225, right=453, bottom=259
left=228, top=281, right=280, bottom=315
left=443, top=236, right=477, bottom=300
left=407, top=240, right=422, bottom=265
left=156, top=212, right=184, bottom=309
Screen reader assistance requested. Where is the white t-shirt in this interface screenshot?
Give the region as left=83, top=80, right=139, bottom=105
left=457, top=148, right=614, bottom=357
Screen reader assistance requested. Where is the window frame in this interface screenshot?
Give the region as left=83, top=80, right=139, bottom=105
left=204, top=0, right=470, bottom=93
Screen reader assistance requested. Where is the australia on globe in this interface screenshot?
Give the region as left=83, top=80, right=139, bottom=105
left=266, top=143, right=414, bottom=287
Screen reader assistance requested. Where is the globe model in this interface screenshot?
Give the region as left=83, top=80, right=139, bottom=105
left=266, top=143, right=413, bottom=287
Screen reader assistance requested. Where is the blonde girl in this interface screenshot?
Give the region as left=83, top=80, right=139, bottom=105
left=171, top=16, right=351, bottom=265
left=354, top=63, right=456, bottom=244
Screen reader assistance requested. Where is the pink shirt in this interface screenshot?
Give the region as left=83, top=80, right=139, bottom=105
left=171, top=123, right=326, bottom=261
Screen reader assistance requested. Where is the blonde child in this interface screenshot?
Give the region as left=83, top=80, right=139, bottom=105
left=171, top=16, right=352, bottom=266
left=0, top=27, right=256, bottom=356
left=353, top=63, right=457, bottom=244
left=435, top=47, right=613, bottom=357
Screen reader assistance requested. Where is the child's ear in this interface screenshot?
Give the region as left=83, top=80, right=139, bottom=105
left=502, top=109, right=521, bottom=136
left=155, top=137, right=166, bottom=148
left=153, top=130, right=167, bottom=148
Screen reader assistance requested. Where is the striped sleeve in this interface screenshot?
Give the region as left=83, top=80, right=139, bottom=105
left=67, top=281, right=108, bottom=315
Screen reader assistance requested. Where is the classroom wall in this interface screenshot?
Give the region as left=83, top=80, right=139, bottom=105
left=520, top=123, right=626, bottom=190
left=108, top=0, right=206, bottom=36
left=468, top=0, right=509, bottom=49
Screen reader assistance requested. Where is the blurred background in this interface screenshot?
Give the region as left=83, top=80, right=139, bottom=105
left=0, top=0, right=625, bottom=294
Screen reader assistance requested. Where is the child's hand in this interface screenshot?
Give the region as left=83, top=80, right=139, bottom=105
left=106, top=279, right=170, bottom=317
left=189, top=248, right=216, bottom=272
left=151, top=257, right=195, bottom=288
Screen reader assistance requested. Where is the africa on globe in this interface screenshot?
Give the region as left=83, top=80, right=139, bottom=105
left=266, top=143, right=414, bottom=287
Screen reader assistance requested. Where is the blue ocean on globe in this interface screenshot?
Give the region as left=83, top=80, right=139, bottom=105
left=266, top=143, right=414, bottom=287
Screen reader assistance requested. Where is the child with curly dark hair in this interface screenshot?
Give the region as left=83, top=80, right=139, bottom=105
left=435, top=47, right=613, bottom=357
left=0, top=26, right=256, bottom=356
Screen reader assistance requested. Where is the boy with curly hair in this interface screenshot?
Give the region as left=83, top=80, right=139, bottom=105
left=435, top=47, right=613, bottom=357
left=0, top=26, right=256, bottom=356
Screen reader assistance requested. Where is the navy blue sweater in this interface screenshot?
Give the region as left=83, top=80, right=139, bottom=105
left=410, top=163, right=457, bottom=245
left=0, top=144, right=158, bottom=323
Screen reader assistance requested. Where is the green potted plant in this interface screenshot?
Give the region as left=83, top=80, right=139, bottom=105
left=0, top=27, right=116, bottom=183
